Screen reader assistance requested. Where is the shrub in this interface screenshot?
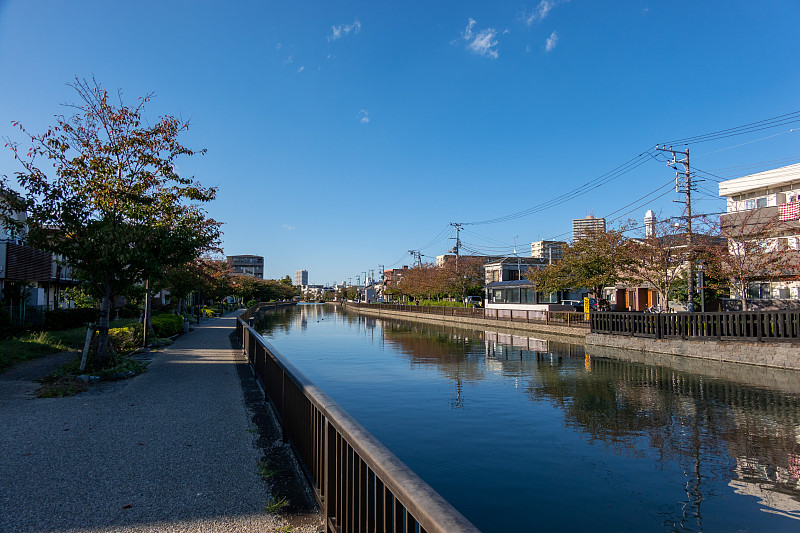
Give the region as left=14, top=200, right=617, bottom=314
left=150, top=314, right=183, bottom=337
left=45, top=308, right=97, bottom=330
left=108, top=323, right=143, bottom=354
left=117, top=303, right=141, bottom=319
left=246, top=299, right=257, bottom=308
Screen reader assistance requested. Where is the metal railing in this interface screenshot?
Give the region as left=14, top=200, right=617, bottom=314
left=590, top=310, right=800, bottom=342
left=237, top=304, right=481, bottom=533
left=346, top=302, right=590, bottom=328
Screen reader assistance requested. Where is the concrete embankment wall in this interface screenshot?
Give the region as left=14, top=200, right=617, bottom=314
left=342, top=305, right=587, bottom=340
left=341, top=304, right=800, bottom=373
left=586, top=332, right=800, bottom=372
left=585, top=340, right=800, bottom=393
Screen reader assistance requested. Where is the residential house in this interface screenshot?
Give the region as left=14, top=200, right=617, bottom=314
left=483, top=257, right=576, bottom=311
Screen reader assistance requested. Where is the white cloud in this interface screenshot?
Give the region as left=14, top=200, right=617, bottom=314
left=523, top=0, right=566, bottom=25
left=330, top=19, right=361, bottom=41
left=462, top=18, right=499, bottom=59
left=284, top=54, right=293, bottom=64
left=282, top=224, right=295, bottom=231
left=297, top=66, right=305, bottom=73
left=358, top=110, right=370, bottom=123
left=545, top=30, right=558, bottom=52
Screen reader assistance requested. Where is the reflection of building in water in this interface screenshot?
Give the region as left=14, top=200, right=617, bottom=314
left=485, top=331, right=549, bottom=353
left=554, top=357, right=800, bottom=522
left=729, top=454, right=800, bottom=520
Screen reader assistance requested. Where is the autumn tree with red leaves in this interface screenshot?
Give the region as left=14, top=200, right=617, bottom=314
left=2, top=78, right=220, bottom=366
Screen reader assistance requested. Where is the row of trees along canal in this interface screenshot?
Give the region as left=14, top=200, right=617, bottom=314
left=1, top=78, right=297, bottom=368
left=530, top=214, right=796, bottom=312
left=326, top=256, right=486, bottom=303
left=370, top=214, right=795, bottom=312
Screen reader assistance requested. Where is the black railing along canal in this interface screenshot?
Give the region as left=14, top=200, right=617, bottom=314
left=591, top=309, right=800, bottom=342
left=346, top=302, right=590, bottom=328
left=236, top=303, right=480, bottom=533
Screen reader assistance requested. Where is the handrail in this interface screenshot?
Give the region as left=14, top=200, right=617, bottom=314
left=590, top=309, right=800, bottom=342
left=237, top=305, right=480, bottom=533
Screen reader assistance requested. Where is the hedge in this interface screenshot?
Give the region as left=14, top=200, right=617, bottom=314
left=109, top=323, right=143, bottom=354
left=45, top=308, right=97, bottom=330
left=150, top=314, right=184, bottom=338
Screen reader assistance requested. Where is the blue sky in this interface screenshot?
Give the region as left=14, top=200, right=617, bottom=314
left=1, top=1, right=799, bottom=286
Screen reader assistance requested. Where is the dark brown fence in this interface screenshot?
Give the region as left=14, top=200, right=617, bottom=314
left=347, top=302, right=590, bottom=328
left=590, top=310, right=800, bottom=342
left=237, top=304, right=480, bottom=533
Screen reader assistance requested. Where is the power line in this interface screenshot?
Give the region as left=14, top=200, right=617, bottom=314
left=662, top=110, right=800, bottom=145
left=463, top=148, right=658, bottom=226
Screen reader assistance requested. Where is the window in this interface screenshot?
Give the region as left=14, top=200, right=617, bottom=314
left=538, top=291, right=558, bottom=303
left=745, top=197, right=767, bottom=209
left=523, top=289, right=537, bottom=303
left=748, top=282, right=771, bottom=300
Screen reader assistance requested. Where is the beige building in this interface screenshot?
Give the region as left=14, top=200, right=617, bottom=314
left=530, top=240, right=564, bottom=263
left=572, top=215, right=606, bottom=240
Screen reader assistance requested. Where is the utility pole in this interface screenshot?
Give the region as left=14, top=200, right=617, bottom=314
left=408, top=250, right=421, bottom=266
left=656, top=145, right=695, bottom=312
left=450, top=223, right=462, bottom=272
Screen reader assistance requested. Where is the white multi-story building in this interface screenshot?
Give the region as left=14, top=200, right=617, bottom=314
left=294, top=269, right=308, bottom=286
left=530, top=240, right=564, bottom=263
left=572, top=215, right=606, bottom=240
left=718, top=163, right=800, bottom=304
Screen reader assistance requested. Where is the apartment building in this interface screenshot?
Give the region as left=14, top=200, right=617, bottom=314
left=718, top=163, right=800, bottom=305
left=227, top=255, right=264, bottom=278
left=572, top=215, right=606, bottom=240
left=294, top=269, right=308, bottom=286
left=530, top=240, right=564, bottom=263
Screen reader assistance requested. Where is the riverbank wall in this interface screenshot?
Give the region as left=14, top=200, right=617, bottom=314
left=342, top=304, right=587, bottom=340
left=586, top=332, right=800, bottom=372
left=341, top=304, right=800, bottom=373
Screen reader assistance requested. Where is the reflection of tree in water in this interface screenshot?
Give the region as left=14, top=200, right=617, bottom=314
left=261, top=308, right=800, bottom=524
left=381, top=320, right=486, bottom=409
left=253, top=307, right=295, bottom=335
left=527, top=357, right=800, bottom=528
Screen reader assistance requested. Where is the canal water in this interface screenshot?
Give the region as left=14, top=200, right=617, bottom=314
left=255, top=304, right=800, bottom=532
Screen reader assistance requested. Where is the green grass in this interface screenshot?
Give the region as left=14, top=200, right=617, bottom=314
left=52, top=350, right=147, bottom=380
left=0, top=318, right=140, bottom=373
left=404, top=299, right=473, bottom=307
left=265, top=494, right=289, bottom=513
left=257, top=460, right=279, bottom=479
left=0, top=331, right=76, bottom=373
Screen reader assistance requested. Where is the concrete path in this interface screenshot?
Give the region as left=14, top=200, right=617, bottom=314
left=0, top=313, right=322, bottom=533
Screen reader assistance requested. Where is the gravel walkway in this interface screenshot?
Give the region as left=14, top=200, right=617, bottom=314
left=0, top=313, right=323, bottom=533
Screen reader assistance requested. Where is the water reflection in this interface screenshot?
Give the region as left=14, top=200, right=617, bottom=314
left=255, top=305, right=800, bottom=530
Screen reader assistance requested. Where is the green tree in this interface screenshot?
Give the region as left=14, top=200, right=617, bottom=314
left=704, top=209, right=796, bottom=311
left=528, top=224, right=633, bottom=298
left=2, top=78, right=220, bottom=366
left=622, top=220, right=689, bottom=311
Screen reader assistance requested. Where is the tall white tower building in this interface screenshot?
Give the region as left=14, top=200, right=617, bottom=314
left=644, top=210, right=656, bottom=237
